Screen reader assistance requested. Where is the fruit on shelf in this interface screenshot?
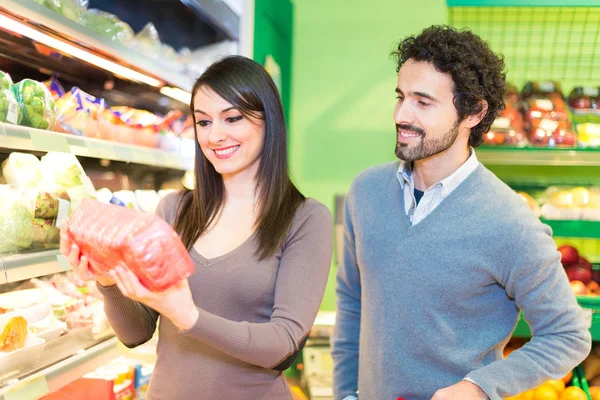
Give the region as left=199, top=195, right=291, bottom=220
left=0, top=316, right=28, bottom=353
left=558, top=245, right=580, bottom=266
left=568, top=87, right=600, bottom=113
left=569, top=279, right=590, bottom=294
left=518, top=192, right=541, bottom=217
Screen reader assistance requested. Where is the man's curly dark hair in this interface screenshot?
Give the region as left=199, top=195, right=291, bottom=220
left=391, top=25, right=507, bottom=147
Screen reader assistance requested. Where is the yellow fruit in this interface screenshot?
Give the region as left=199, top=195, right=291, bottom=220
left=552, top=190, right=573, bottom=208
left=534, top=384, right=559, bottom=400
left=522, top=390, right=536, bottom=400
left=545, top=380, right=566, bottom=394
left=571, top=187, right=591, bottom=207
left=560, top=386, right=588, bottom=400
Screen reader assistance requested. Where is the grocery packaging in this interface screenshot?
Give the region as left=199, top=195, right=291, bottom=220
left=2, top=152, right=42, bottom=188
left=133, top=23, right=162, bottom=59
left=43, top=77, right=66, bottom=101
left=39, top=152, right=96, bottom=210
left=55, top=87, right=105, bottom=138
left=0, top=186, right=34, bottom=254
left=577, top=123, right=600, bottom=148
left=135, top=190, right=160, bottom=213
left=62, top=199, right=195, bottom=292
left=0, top=71, right=22, bottom=125
left=0, top=317, right=28, bottom=353
left=32, top=0, right=86, bottom=22
left=134, top=363, right=153, bottom=400
left=12, top=79, right=57, bottom=130
left=569, top=87, right=600, bottom=114
left=538, top=186, right=600, bottom=221
left=111, top=190, right=139, bottom=210
left=80, top=9, right=135, bottom=46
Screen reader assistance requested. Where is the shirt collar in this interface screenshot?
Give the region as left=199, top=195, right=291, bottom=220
left=396, top=148, right=479, bottom=195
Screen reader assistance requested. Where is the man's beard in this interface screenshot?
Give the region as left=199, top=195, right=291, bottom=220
left=395, top=121, right=461, bottom=162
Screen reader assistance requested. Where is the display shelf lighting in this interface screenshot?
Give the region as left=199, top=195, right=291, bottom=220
left=160, top=86, right=192, bottom=105
left=0, top=14, right=162, bottom=87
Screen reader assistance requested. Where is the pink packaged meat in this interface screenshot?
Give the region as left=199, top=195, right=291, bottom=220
left=62, top=199, right=194, bottom=292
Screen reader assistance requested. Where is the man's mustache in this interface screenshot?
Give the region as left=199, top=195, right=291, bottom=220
left=396, top=124, right=426, bottom=137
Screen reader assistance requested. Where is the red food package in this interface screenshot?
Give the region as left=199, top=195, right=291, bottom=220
left=63, top=199, right=194, bottom=292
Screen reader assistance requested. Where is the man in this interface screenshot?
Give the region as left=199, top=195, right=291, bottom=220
left=331, top=25, right=591, bottom=400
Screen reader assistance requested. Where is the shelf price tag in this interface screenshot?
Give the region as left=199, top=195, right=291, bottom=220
left=114, top=145, right=134, bottom=163
left=93, top=141, right=117, bottom=160
left=30, top=130, right=70, bottom=153
left=133, top=150, right=156, bottom=166
left=5, top=376, right=49, bottom=400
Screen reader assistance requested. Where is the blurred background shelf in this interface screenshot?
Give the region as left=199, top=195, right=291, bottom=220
left=0, top=123, right=194, bottom=171
left=0, top=250, right=67, bottom=285
left=476, top=147, right=600, bottom=167
left=542, top=219, right=600, bottom=239
left=448, top=0, right=600, bottom=6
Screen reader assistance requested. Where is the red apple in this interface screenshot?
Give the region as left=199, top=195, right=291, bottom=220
left=578, top=257, right=593, bottom=271
left=566, top=265, right=592, bottom=284
left=552, top=129, right=577, bottom=146
left=558, top=245, right=580, bottom=266
left=570, top=280, right=588, bottom=296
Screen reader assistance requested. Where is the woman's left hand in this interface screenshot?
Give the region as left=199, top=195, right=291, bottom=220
left=110, top=266, right=200, bottom=331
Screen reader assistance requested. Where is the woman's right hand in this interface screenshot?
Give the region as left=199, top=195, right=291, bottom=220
left=60, top=232, right=116, bottom=287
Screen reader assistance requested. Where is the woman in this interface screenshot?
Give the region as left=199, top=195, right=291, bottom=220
left=62, top=55, right=333, bottom=399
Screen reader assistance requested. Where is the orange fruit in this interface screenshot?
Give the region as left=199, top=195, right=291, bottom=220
left=562, top=371, right=573, bottom=384
left=560, top=386, right=587, bottom=400
left=522, top=390, right=535, bottom=400
left=589, top=386, right=600, bottom=400
left=545, top=380, right=566, bottom=394
left=534, top=384, right=559, bottom=400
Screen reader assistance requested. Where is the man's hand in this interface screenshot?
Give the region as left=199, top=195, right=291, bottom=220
left=431, top=380, right=488, bottom=400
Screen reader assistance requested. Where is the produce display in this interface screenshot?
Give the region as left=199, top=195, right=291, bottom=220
left=517, top=187, right=600, bottom=221
left=62, top=199, right=194, bottom=292
left=80, top=9, right=135, bottom=46
left=0, top=72, right=22, bottom=125
left=0, top=186, right=35, bottom=254
left=12, top=79, right=57, bottom=130
left=557, top=244, right=600, bottom=296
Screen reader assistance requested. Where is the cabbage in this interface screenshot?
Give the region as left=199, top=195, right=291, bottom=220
left=0, top=196, right=34, bottom=254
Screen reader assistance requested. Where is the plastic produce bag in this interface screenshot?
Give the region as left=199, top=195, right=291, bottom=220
left=2, top=152, right=41, bottom=189
left=13, top=79, right=57, bottom=130
left=80, top=9, right=135, bottom=46
left=62, top=199, right=195, bottom=292
left=33, top=0, right=85, bottom=22
left=55, top=87, right=105, bottom=138
left=0, top=186, right=34, bottom=254
left=133, top=23, right=162, bottom=59
left=0, top=71, right=22, bottom=125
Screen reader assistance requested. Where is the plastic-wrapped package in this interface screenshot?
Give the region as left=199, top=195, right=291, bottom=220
left=80, top=9, right=135, bottom=46
left=42, top=77, right=66, bottom=101
left=0, top=186, right=34, bottom=255
left=0, top=71, right=22, bottom=125
left=12, top=79, right=57, bottom=130
left=62, top=199, right=195, bottom=292
left=2, top=152, right=41, bottom=189
left=55, top=87, right=105, bottom=138
left=133, top=23, right=162, bottom=59
left=135, top=190, right=160, bottom=213
left=577, top=123, right=600, bottom=148
left=483, top=100, right=528, bottom=147
left=34, top=0, right=86, bottom=22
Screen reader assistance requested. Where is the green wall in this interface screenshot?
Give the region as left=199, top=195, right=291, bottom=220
left=289, top=0, right=448, bottom=310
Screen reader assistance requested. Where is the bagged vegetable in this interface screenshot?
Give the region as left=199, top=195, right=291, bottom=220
left=2, top=152, right=41, bottom=188
left=32, top=217, right=60, bottom=249
left=62, top=199, right=194, bottom=292
left=133, top=23, right=162, bottom=58
left=0, top=71, right=22, bottom=125
left=0, top=186, right=34, bottom=254
left=80, top=9, right=135, bottom=46
left=13, top=79, right=57, bottom=130
left=33, top=0, right=85, bottom=22
left=39, top=153, right=95, bottom=210
left=55, top=87, right=105, bottom=138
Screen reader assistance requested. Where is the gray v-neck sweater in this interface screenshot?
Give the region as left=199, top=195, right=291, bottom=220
left=332, top=161, right=591, bottom=400
left=98, top=193, right=333, bottom=400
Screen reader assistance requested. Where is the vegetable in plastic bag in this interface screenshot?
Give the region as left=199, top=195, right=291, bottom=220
left=33, top=0, right=85, bottom=22
left=13, top=79, right=57, bottom=130
left=55, top=87, right=105, bottom=138
left=2, top=152, right=41, bottom=188
left=0, top=71, right=22, bottom=125
left=32, top=218, right=60, bottom=248
left=63, top=199, right=195, bottom=292
left=133, top=23, right=162, bottom=58
left=80, top=9, right=135, bottom=46
left=0, top=187, right=34, bottom=254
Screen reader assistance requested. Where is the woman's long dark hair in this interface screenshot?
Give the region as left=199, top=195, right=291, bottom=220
left=173, top=55, right=305, bottom=259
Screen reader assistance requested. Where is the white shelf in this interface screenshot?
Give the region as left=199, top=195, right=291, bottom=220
left=0, top=336, right=120, bottom=400
left=0, top=123, right=194, bottom=171
left=0, top=250, right=70, bottom=285
left=1, top=0, right=196, bottom=91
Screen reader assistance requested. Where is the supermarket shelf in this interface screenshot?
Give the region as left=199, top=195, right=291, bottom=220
left=542, top=220, right=600, bottom=239
left=0, top=0, right=196, bottom=91
left=476, top=147, right=600, bottom=167
left=0, top=336, right=119, bottom=400
left=181, top=0, right=240, bottom=40
left=0, top=123, right=195, bottom=171
left=448, top=0, right=600, bottom=5
left=0, top=250, right=69, bottom=285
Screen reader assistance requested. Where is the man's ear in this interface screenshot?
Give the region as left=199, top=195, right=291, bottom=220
left=464, top=100, right=489, bottom=129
